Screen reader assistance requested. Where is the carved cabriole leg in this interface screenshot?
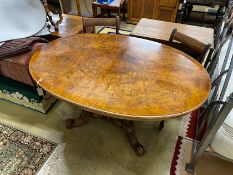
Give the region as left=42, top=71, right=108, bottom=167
left=120, top=120, right=145, bottom=156
left=92, top=4, right=97, bottom=17
left=65, top=110, right=93, bottom=129
left=100, top=117, right=145, bottom=156
left=65, top=110, right=145, bottom=156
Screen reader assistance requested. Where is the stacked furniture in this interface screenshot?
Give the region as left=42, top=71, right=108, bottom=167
left=186, top=5, right=233, bottom=172
left=0, top=38, right=57, bottom=113
left=210, top=11, right=233, bottom=158
left=186, top=31, right=233, bottom=173
left=0, top=0, right=57, bottom=113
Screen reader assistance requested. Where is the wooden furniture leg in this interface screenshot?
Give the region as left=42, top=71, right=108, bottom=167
left=103, top=117, right=145, bottom=156
left=108, top=9, right=111, bottom=17
left=65, top=110, right=93, bottom=129
left=117, top=9, right=121, bottom=18
left=100, top=8, right=104, bottom=16
left=122, top=0, right=126, bottom=19
left=76, top=0, right=81, bottom=16
left=65, top=110, right=145, bottom=156
left=179, top=1, right=186, bottom=23
left=92, top=4, right=97, bottom=17
left=187, top=4, right=193, bottom=20
left=120, top=120, right=145, bottom=156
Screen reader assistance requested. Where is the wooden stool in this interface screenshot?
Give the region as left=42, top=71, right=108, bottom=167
left=92, top=0, right=126, bottom=18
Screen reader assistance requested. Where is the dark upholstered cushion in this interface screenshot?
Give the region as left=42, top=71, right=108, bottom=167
left=0, top=37, right=47, bottom=59
left=0, top=43, right=45, bottom=86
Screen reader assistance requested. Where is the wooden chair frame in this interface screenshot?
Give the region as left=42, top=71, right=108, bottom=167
left=82, top=16, right=120, bottom=34
left=169, top=28, right=211, bottom=63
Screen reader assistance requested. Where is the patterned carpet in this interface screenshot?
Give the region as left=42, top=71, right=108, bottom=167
left=0, top=122, right=57, bottom=175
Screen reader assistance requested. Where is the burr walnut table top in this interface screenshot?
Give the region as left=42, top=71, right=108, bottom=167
left=29, top=34, right=211, bottom=121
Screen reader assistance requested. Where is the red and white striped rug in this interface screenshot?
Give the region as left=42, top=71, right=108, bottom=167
left=170, top=111, right=198, bottom=175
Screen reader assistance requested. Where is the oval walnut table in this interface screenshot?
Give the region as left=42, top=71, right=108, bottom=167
left=29, top=34, right=211, bottom=156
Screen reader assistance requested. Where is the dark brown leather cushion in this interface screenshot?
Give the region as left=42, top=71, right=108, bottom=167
left=0, top=37, right=47, bottom=59
left=0, top=43, right=45, bottom=86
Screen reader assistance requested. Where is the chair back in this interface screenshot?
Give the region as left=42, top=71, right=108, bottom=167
left=169, top=28, right=211, bottom=63
left=82, top=16, right=120, bottom=34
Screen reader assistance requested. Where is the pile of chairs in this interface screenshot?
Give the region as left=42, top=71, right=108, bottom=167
left=182, top=4, right=233, bottom=174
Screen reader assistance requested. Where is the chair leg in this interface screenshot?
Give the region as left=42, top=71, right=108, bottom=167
left=159, top=120, right=165, bottom=131
left=107, top=9, right=111, bottom=17
left=186, top=4, right=193, bottom=21
left=122, top=1, right=126, bottom=20
left=100, top=8, right=105, bottom=17
left=179, top=2, right=186, bottom=23
left=76, top=0, right=81, bottom=16
left=118, top=9, right=121, bottom=18
left=92, top=5, right=97, bottom=17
